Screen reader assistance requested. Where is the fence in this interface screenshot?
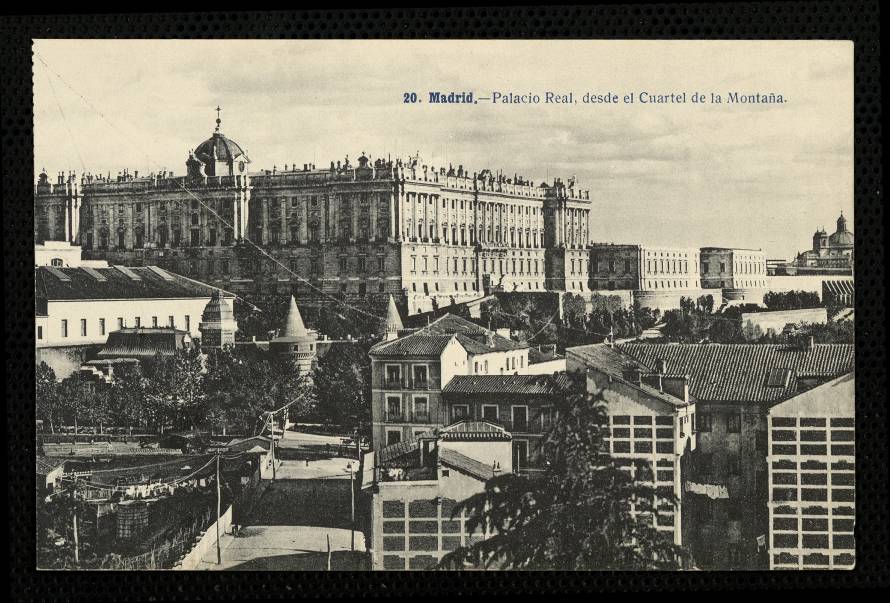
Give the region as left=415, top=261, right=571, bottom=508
left=172, top=505, right=233, bottom=570
left=96, top=507, right=214, bottom=570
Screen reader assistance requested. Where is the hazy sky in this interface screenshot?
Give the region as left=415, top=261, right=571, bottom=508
left=33, top=40, right=853, bottom=260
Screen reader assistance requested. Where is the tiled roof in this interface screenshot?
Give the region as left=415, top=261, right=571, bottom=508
left=567, top=344, right=693, bottom=407
left=439, top=448, right=495, bottom=481
left=616, top=343, right=854, bottom=403
left=824, top=280, right=854, bottom=296
left=442, top=374, right=573, bottom=396
left=97, top=328, right=192, bottom=360
left=377, top=437, right=421, bottom=465
left=372, top=313, right=526, bottom=356
left=36, top=265, right=217, bottom=302
left=440, top=420, right=512, bottom=441
left=369, top=333, right=458, bottom=357
left=428, top=314, right=527, bottom=352
left=36, top=456, right=65, bottom=475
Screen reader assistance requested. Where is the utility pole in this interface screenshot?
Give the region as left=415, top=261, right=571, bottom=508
left=269, top=412, right=277, bottom=481
left=71, top=481, right=80, bottom=566
left=346, top=463, right=355, bottom=552
left=215, top=454, right=221, bottom=565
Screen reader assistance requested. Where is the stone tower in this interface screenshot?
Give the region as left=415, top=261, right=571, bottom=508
left=382, top=294, right=404, bottom=341
left=199, top=289, right=239, bottom=349
left=269, top=295, right=318, bottom=375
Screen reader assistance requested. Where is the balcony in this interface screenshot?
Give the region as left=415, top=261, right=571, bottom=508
left=385, top=413, right=406, bottom=423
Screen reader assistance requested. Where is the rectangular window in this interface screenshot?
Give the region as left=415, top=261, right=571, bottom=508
left=699, top=413, right=712, bottom=432
left=168, top=315, right=175, bottom=327
left=184, top=315, right=190, bottom=331
left=727, top=414, right=742, bottom=433
left=452, top=404, right=470, bottom=421
left=99, top=318, right=105, bottom=336
left=413, top=396, right=429, bottom=421
left=386, top=396, right=402, bottom=420
left=151, top=316, right=158, bottom=328
left=80, top=319, right=87, bottom=337
left=135, top=316, right=141, bottom=328
left=117, top=317, right=124, bottom=330
left=482, top=405, right=499, bottom=421
left=385, top=365, right=401, bottom=386
left=386, top=430, right=402, bottom=446
left=37, top=326, right=43, bottom=340
left=412, top=365, right=428, bottom=387
left=512, top=406, right=528, bottom=432
left=61, top=319, right=68, bottom=338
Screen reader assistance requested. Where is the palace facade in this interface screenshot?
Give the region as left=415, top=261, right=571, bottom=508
left=34, top=111, right=592, bottom=314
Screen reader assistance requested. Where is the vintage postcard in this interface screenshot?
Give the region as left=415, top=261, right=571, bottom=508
left=33, top=39, right=854, bottom=571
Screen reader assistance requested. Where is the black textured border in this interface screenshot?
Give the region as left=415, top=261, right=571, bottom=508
left=4, top=4, right=885, bottom=598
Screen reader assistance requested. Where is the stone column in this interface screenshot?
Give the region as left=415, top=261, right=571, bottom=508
left=301, top=197, right=309, bottom=244
left=351, top=194, right=359, bottom=242
left=280, top=198, right=288, bottom=244
left=63, top=200, right=71, bottom=243
left=261, top=199, right=269, bottom=244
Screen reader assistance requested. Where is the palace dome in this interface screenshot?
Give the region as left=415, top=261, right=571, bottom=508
left=194, top=132, right=247, bottom=165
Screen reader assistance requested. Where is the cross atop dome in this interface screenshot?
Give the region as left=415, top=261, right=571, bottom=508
left=215, top=105, right=222, bottom=132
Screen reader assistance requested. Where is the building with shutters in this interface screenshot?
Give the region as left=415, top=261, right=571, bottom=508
left=368, top=312, right=532, bottom=451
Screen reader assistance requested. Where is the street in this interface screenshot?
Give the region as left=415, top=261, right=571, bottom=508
left=197, top=431, right=367, bottom=570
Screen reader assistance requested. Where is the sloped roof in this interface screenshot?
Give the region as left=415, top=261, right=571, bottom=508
left=616, top=343, right=854, bottom=403
left=36, top=265, right=217, bottom=302
left=427, top=314, right=526, bottom=352
left=439, top=448, right=496, bottom=481
left=273, top=296, right=313, bottom=342
left=36, top=456, right=65, bottom=476
left=384, top=295, right=404, bottom=334
left=377, top=437, right=421, bottom=465
left=97, top=328, right=191, bottom=359
left=373, top=313, right=526, bottom=356
left=442, top=374, right=573, bottom=396
left=200, top=289, right=236, bottom=323
left=440, top=420, right=512, bottom=441
left=370, top=333, right=459, bottom=357
left=824, top=280, right=855, bottom=296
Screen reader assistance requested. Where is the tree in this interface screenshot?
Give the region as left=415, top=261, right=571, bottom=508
left=312, top=343, right=371, bottom=431
left=438, top=373, right=689, bottom=570
left=36, top=362, right=60, bottom=433
left=763, top=290, right=821, bottom=311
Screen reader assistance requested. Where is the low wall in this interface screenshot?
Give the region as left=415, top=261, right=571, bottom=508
left=764, top=275, right=854, bottom=300
left=173, top=505, right=233, bottom=570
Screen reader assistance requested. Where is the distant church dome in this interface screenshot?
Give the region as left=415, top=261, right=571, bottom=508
left=828, top=212, right=854, bottom=248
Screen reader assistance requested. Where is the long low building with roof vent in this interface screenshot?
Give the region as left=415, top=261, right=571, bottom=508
left=35, top=262, right=234, bottom=377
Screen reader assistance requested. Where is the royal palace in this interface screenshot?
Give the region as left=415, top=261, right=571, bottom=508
left=34, top=111, right=592, bottom=314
